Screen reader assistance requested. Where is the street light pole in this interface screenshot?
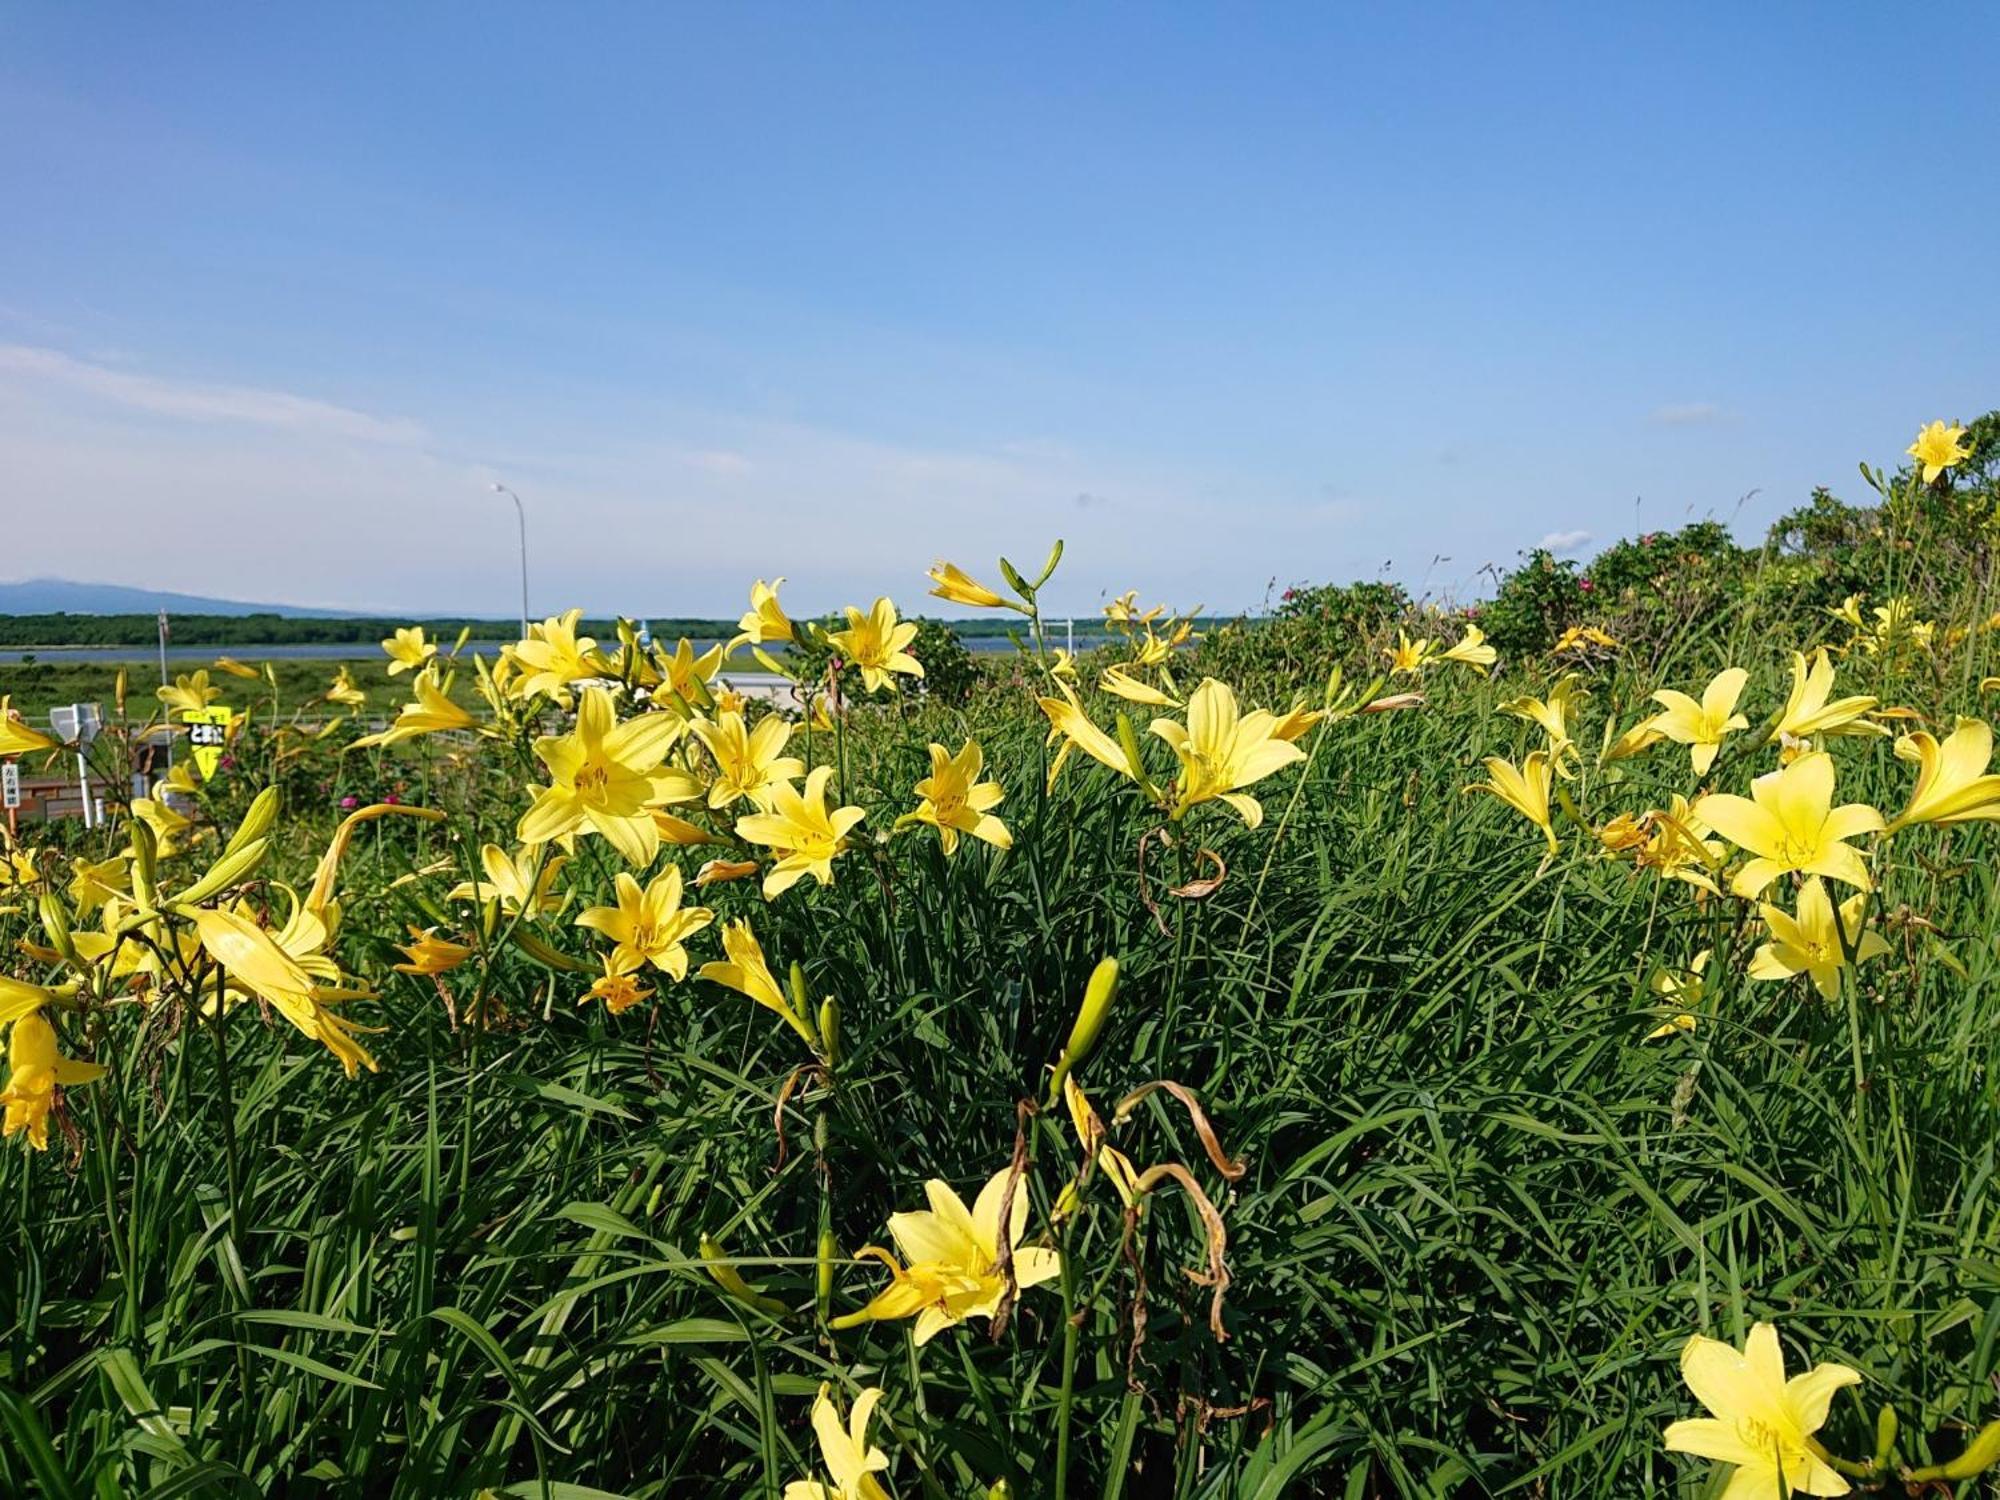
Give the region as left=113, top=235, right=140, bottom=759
left=490, top=483, right=531, bottom=635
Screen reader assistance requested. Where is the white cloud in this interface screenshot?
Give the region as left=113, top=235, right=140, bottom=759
left=0, top=345, right=426, bottom=446
left=1539, top=528, right=1593, bottom=554
left=1648, top=401, right=1724, bottom=427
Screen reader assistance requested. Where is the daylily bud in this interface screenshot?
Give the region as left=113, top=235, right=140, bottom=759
left=129, top=818, right=160, bottom=911
left=1032, top=538, right=1064, bottom=589
left=818, top=995, right=840, bottom=1064
left=226, top=786, right=281, bottom=858
left=816, top=1229, right=837, bottom=1314
left=1047, top=956, right=1119, bottom=1104
left=114, top=668, right=128, bottom=714
left=699, top=1236, right=790, bottom=1319
left=38, top=890, right=79, bottom=967
left=788, top=962, right=821, bottom=1045
left=997, top=554, right=1033, bottom=600
left=1872, top=1404, right=1897, bottom=1469
left=1941, top=1420, right=2000, bottom=1480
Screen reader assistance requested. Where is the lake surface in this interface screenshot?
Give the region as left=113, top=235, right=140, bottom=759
left=0, top=631, right=1109, bottom=665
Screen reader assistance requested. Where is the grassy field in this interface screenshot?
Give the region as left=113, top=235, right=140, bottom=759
left=5, top=439, right=2000, bottom=1497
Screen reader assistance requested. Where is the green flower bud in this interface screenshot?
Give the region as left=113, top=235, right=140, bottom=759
left=1047, top=956, right=1119, bottom=1104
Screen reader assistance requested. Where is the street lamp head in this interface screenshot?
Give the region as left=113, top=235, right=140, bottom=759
left=490, top=482, right=505, bottom=493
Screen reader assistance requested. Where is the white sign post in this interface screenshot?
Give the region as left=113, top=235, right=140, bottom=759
left=49, top=703, right=104, bottom=829
left=1, top=761, right=19, bottom=809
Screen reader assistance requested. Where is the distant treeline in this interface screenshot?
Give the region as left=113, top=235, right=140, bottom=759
left=0, top=611, right=1042, bottom=648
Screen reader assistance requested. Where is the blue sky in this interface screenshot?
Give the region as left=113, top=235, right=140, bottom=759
left=3, top=4, right=1995, bottom=619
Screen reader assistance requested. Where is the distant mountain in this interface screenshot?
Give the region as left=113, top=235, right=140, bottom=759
left=0, top=578, right=365, bottom=618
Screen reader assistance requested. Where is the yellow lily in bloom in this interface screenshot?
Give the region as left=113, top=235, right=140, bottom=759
left=1099, top=663, right=1178, bottom=707
left=784, top=1384, right=893, bottom=1500
left=1600, top=713, right=1666, bottom=764
left=1132, top=618, right=1192, bottom=668
left=517, top=688, right=702, bottom=867
left=1651, top=668, right=1750, bottom=775
left=730, top=577, right=796, bottom=652
left=828, top=598, right=924, bottom=693
left=129, top=797, right=197, bottom=860
left=1151, top=678, right=1305, bottom=828
left=0, top=696, right=57, bottom=755
left=158, top=670, right=221, bottom=718
left=1440, top=624, right=1497, bottom=668
left=191, top=907, right=381, bottom=1076
left=1776, top=649, right=1881, bottom=752
left=1662, top=1321, right=1859, bottom=1498
left=698, top=919, right=818, bottom=1045
left=1606, top=796, right=1725, bottom=897
left=1886, top=718, right=2000, bottom=829
left=1465, top=750, right=1559, bottom=857
left=1553, top=623, right=1620, bottom=656
left=447, top=843, right=568, bottom=917
left=324, top=666, right=368, bottom=710
left=658, top=637, right=725, bottom=702
left=160, top=760, right=200, bottom=796
left=1907, top=419, right=1970, bottom=482
left=393, top=926, right=474, bottom=975
left=1, top=1011, right=106, bottom=1151
left=350, top=667, right=477, bottom=749
left=1384, top=631, right=1436, bottom=675
left=906, top=740, right=1011, bottom=855
left=1103, top=590, right=1166, bottom=630
left=576, top=865, right=713, bottom=978
left=508, top=609, right=604, bottom=701
left=1502, top=675, right=1588, bottom=772
left=736, top=767, right=866, bottom=898
left=834, top=1167, right=1061, bottom=1345
left=582, top=955, right=651, bottom=1016
left=66, top=854, right=131, bottom=916
left=927, top=560, right=1007, bottom=609
left=211, top=656, right=262, bottom=680
left=1048, top=648, right=1080, bottom=682
left=1645, top=950, right=1709, bottom=1039
left=1, top=845, right=43, bottom=892
left=1693, top=752, right=1884, bottom=897
left=1748, top=877, right=1889, bottom=1002
left=1039, top=681, right=1140, bottom=790
left=381, top=625, right=437, bottom=676
left=692, top=709, right=803, bottom=809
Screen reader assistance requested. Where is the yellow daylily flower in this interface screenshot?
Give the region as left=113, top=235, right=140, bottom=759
left=582, top=955, right=652, bottom=1016
left=393, top=925, right=474, bottom=976
left=1907, top=419, right=1970, bottom=482
left=190, top=907, right=381, bottom=1076
left=1662, top=1321, right=1859, bottom=1498
left=1693, top=751, right=1884, bottom=897
left=906, top=739, right=1011, bottom=855
left=576, top=865, right=712, bottom=979
left=1099, top=664, right=1178, bottom=707
left=1600, top=713, right=1666, bottom=764
left=349, top=667, right=477, bottom=749
left=735, top=766, right=866, bottom=898
left=0, top=845, right=43, bottom=891
left=0, top=696, right=57, bottom=755
left=516, top=688, right=702, bottom=867
left=1439, top=624, right=1497, bottom=668
left=1651, top=667, right=1750, bottom=776
left=1644, top=950, right=1710, bottom=1039
left=128, top=797, right=197, bottom=860
left=1502, top=674, right=1588, bottom=771
left=658, top=637, right=725, bottom=702
left=1048, top=649, right=1080, bottom=682
left=508, top=609, right=604, bottom=701
left=1384, top=631, right=1436, bottom=675
left=1747, top=877, right=1889, bottom=1002
left=1465, top=750, right=1559, bottom=857
left=1270, top=700, right=1326, bottom=743
left=731, top=577, right=796, bottom=652
left=927, top=561, right=1006, bottom=609
left=833, top=1167, right=1061, bottom=1345
left=1150, top=678, right=1307, bottom=828
left=1775, top=649, right=1882, bottom=749
left=447, top=843, right=568, bottom=917
left=67, top=854, right=131, bottom=916
left=1602, top=795, right=1725, bottom=897
left=210, top=656, right=262, bottom=680
left=1553, top=624, right=1620, bottom=657
left=828, top=598, right=924, bottom=694
left=784, top=1384, right=893, bottom=1500
left=324, top=666, right=368, bottom=710
left=1886, top=718, right=2000, bottom=829
left=1103, top=590, right=1166, bottom=629
left=381, top=625, right=437, bottom=676
left=1038, top=682, right=1140, bottom=790
left=160, top=761, right=201, bottom=796
left=2, top=1010, right=107, bottom=1151
left=692, top=709, right=803, bottom=809
left=697, top=919, right=818, bottom=1046
left=158, top=670, right=221, bottom=718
